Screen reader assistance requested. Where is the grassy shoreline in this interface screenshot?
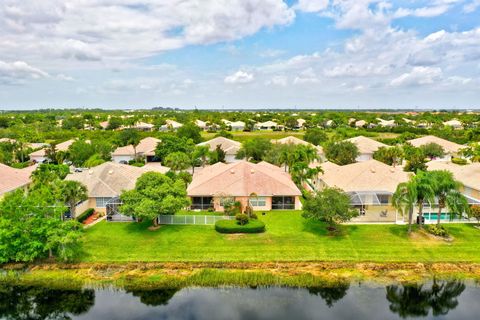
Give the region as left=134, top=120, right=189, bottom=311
left=2, top=261, right=480, bottom=290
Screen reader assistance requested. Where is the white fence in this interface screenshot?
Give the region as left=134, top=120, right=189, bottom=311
left=158, top=215, right=234, bottom=225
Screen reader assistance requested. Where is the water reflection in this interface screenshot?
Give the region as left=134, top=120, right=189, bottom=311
left=0, top=280, right=477, bottom=320
left=386, top=279, right=466, bottom=318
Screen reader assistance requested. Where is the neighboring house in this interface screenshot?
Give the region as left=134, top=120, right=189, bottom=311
left=296, top=118, right=306, bottom=128
left=195, top=119, right=208, bottom=130
left=0, top=138, right=16, bottom=143
left=355, top=120, right=367, bottom=128
left=407, top=135, right=464, bottom=161
left=29, top=139, right=75, bottom=163
left=197, top=137, right=242, bottom=163
left=187, top=161, right=302, bottom=212
left=112, top=137, right=161, bottom=163
left=312, top=160, right=411, bottom=223
left=160, top=119, right=183, bottom=131
left=345, top=136, right=387, bottom=162
left=273, top=136, right=325, bottom=161
left=222, top=119, right=246, bottom=131
left=65, top=161, right=169, bottom=219
left=402, top=118, right=416, bottom=125
left=254, top=121, right=279, bottom=130
left=324, top=119, right=335, bottom=128
left=443, top=119, right=463, bottom=130
left=426, top=161, right=480, bottom=206
left=132, top=121, right=155, bottom=131
left=376, top=118, right=396, bottom=127
left=99, top=121, right=109, bottom=130
left=0, top=163, right=37, bottom=198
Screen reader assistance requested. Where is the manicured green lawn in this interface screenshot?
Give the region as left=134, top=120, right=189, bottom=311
left=80, top=211, right=480, bottom=263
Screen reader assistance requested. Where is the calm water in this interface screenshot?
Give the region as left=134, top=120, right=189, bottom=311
left=1, top=280, right=480, bottom=319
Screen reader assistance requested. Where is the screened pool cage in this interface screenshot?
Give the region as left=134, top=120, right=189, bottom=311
left=106, top=197, right=135, bottom=222
left=347, top=191, right=391, bottom=206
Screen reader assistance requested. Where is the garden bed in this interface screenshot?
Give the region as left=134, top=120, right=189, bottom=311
left=215, top=219, right=265, bottom=234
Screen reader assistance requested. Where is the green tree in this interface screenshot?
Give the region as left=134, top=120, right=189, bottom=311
left=119, top=172, right=190, bottom=227
left=421, top=143, right=445, bottom=160
left=118, top=129, right=141, bottom=161
left=290, top=162, right=322, bottom=188
left=193, top=145, right=210, bottom=167
left=236, top=138, right=272, bottom=162
left=45, top=143, right=67, bottom=164
left=324, top=140, right=359, bottom=165
left=304, top=128, right=328, bottom=146
left=31, top=164, right=70, bottom=186
left=177, top=123, right=202, bottom=143
left=403, top=144, right=427, bottom=173
left=68, top=140, right=95, bottom=167
left=412, top=171, right=436, bottom=228
left=164, top=151, right=191, bottom=171
left=470, top=205, right=480, bottom=226
left=392, top=180, right=418, bottom=233
left=106, top=117, right=123, bottom=130
left=209, top=144, right=226, bottom=164
left=302, top=187, right=358, bottom=231
left=84, top=154, right=105, bottom=168
left=60, top=180, right=88, bottom=220
left=155, top=135, right=195, bottom=162
left=373, top=146, right=404, bottom=166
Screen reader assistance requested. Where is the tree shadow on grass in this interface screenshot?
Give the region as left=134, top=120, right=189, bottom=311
left=387, top=224, right=412, bottom=239
left=302, top=219, right=351, bottom=239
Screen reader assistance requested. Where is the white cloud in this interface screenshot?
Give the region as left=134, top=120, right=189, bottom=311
left=463, top=0, right=480, bottom=12
left=224, top=70, right=255, bottom=84
left=294, top=0, right=329, bottom=13
left=390, top=66, right=442, bottom=87
left=0, top=60, right=48, bottom=84
left=293, top=68, right=319, bottom=84
left=265, top=75, right=288, bottom=86
left=56, top=73, right=74, bottom=81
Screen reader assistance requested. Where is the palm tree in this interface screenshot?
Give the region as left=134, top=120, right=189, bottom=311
left=392, top=180, right=417, bottom=234
left=412, top=171, right=436, bottom=229
left=430, top=170, right=469, bottom=225
left=164, top=151, right=190, bottom=172
left=61, top=180, right=88, bottom=221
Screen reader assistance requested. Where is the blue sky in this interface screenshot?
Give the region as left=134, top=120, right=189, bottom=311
left=0, top=0, right=479, bottom=110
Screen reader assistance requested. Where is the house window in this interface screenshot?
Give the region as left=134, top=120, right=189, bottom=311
left=377, top=194, right=390, bottom=205
left=96, top=197, right=114, bottom=208
left=272, top=196, right=295, bottom=210
left=249, top=197, right=267, bottom=207
left=191, top=197, right=213, bottom=210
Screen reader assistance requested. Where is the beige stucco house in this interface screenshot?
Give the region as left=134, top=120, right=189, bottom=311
left=345, top=136, right=387, bottom=162
left=29, top=139, right=75, bottom=163
left=187, top=161, right=302, bottom=212
left=112, top=137, right=161, bottom=163
left=197, top=137, right=242, bottom=163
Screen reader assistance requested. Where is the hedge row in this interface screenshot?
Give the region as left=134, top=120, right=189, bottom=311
left=77, top=208, right=95, bottom=223
left=215, top=219, right=265, bottom=234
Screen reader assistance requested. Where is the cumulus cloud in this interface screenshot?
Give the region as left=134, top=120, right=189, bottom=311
left=224, top=70, right=255, bottom=84
left=265, top=75, right=288, bottom=86
left=0, top=60, right=48, bottom=84
left=293, top=68, right=319, bottom=84
left=390, top=66, right=442, bottom=87
left=294, top=0, right=329, bottom=13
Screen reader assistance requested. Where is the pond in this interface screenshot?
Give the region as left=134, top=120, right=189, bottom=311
left=1, top=280, right=479, bottom=319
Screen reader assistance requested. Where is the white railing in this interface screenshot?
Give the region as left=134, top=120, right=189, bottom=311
left=158, top=215, right=234, bottom=225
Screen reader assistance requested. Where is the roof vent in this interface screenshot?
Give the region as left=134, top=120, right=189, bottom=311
left=251, top=169, right=255, bottom=174
left=108, top=170, right=114, bottom=175
left=230, top=169, right=235, bottom=174
left=88, top=170, right=93, bottom=175
left=370, top=168, right=376, bottom=173
left=390, top=168, right=395, bottom=173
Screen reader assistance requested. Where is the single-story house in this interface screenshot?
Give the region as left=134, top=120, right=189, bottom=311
left=132, top=121, right=154, bottom=131
left=195, top=120, right=208, bottom=130
left=407, top=135, right=464, bottom=161
left=355, top=120, right=367, bottom=128
left=443, top=119, right=463, bottom=130
left=273, top=136, right=325, bottom=161
left=112, top=137, right=161, bottom=163
left=0, top=163, right=37, bottom=198
left=345, top=136, right=387, bottom=162
left=254, top=121, right=279, bottom=130
left=29, top=139, right=75, bottom=163
left=99, top=121, right=109, bottom=130
left=376, top=118, right=396, bottom=127
left=222, top=119, right=245, bottom=131
left=197, top=137, right=242, bottom=163
left=427, top=161, right=480, bottom=206
left=312, top=160, right=411, bottom=223
left=296, top=118, right=306, bottom=128
left=160, top=120, right=183, bottom=132
left=65, top=161, right=169, bottom=220
left=187, top=160, right=302, bottom=212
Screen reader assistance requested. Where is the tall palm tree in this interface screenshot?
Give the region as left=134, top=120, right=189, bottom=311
left=61, top=180, right=88, bottom=221
left=412, top=171, right=436, bottom=229
left=430, top=170, right=468, bottom=225
left=392, top=180, right=417, bottom=234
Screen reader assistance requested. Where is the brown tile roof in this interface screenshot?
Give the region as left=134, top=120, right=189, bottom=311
left=345, top=136, right=387, bottom=154
left=408, top=135, right=464, bottom=154
left=197, top=137, right=241, bottom=155
left=65, top=161, right=169, bottom=198
left=187, top=160, right=301, bottom=197
left=0, top=164, right=36, bottom=196
left=318, top=160, right=411, bottom=193
left=112, top=137, right=161, bottom=157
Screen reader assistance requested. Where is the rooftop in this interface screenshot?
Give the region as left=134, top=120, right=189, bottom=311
left=112, top=137, right=161, bottom=157
left=427, top=161, right=480, bottom=191
left=345, top=136, right=387, bottom=154
left=407, top=135, right=464, bottom=154
left=0, top=163, right=37, bottom=196
left=197, top=137, right=241, bottom=155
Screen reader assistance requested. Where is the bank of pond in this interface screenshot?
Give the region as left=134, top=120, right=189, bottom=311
left=1, top=279, right=479, bottom=319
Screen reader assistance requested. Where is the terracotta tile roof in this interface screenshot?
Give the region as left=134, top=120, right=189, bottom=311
left=65, top=161, right=169, bottom=198
left=345, top=136, right=387, bottom=154
left=318, top=160, right=411, bottom=193
left=427, top=161, right=480, bottom=191
left=187, top=160, right=301, bottom=197
left=407, top=135, right=464, bottom=154
left=197, top=137, right=241, bottom=155
left=112, top=137, right=161, bottom=157
left=0, top=163, right=36, bottom=196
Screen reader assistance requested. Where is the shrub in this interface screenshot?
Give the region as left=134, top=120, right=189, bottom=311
left=77, top=208, right=95, bottom=223
left=235, top=213, right=249, bottom=225
left=215, top=219, right=265, bottom=234
left=451, top=157, right=467, bottom=165
left=250, top=212, right=258, bottom=220
left=130, top=162, right=145, bottom=167
left=426, top=225, right=449, bottom=238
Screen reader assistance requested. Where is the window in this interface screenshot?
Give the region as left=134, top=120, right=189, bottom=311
left=191, top=197, right=213, bottom=210
left=377, top=194, right=390, bottom=205
left=96, top=197, right=114, bottom=208
left=249, top=197, right=266, bottom=207
left=272, top=196, right=295, bottom=210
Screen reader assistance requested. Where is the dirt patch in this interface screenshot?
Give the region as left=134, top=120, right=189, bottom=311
left=226, top=234, right=246, bottom=240
left=148, top=226, right=161, bottom=231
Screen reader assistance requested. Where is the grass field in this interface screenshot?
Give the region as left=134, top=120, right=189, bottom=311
left=80, top=211, right=480, bottom=263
